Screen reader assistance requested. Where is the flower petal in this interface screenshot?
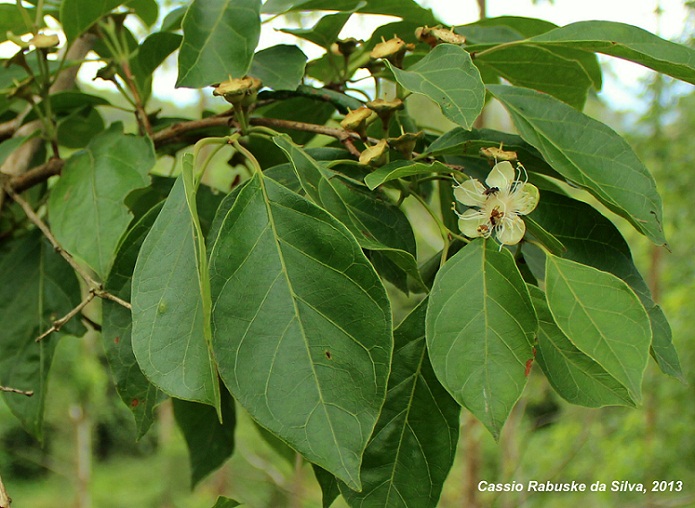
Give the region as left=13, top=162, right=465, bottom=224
left=458, top=209, right=489, bottom=238
left=496, top=215, right=526, bottom=245
left=454, top=179, right=486, bottom=207
left=515, top=183, right=539, bottom=215
left=486, top=161, right=515, bottom=191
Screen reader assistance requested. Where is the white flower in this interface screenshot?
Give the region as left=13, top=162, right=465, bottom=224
left=454, top=161, right=539, bottom=245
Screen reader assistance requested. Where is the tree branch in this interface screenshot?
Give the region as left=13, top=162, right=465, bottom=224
left=3, top=185, right=131, bottom=312
left=0, top=385, right=34, bottom=397
left=36, top=292, right=95, bottom=342
left=6, top=158, right=64, bottom=193
left=0, top=470, right=11, bottom=508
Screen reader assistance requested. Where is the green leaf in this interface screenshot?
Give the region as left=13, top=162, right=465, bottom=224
left=313, top=466, right=340, bottom=508
left=280, top=11, right=353, bottom=49
left=388, top=44, right=485, bottom=129
left=477, top=45, right=594, bottom=109
left=0, top=135, right=37, bottom=166
left=526, top=191, right=681, bottom=379
left=173, top=387, right=236, bottom=487
left=364, top=160, right=452, bottom=190
left=161, top=6, right=186, bottom=31
left=488, top=84, right=666, bottom=245
left=527, top=21, right=695, bottom=85
left=544, top=255, right=651, bottom=402
left=211, top=497, right=241, bottom=508
left=60, top=0, right=126, bottom=43
left=274, top=135, right=423, bottom=288
left=131, top=174, right=219, bottom=406
left=129, top=0, right=158, bottom=27
left=528, top=285, right=635, bottom=407
left=0, top=5, right=37, bottom=43
left=48, top=124, right=153, bottom=279
left=176, top=0, right=261, bottom=88
left=340, top=300, right=460, bottom=507
left=136, top=32, right=183, bottom=78
left=262, top=0, right=437, bottom=24
left=103, top=203, right=165, bottom=438
left=209, top=173, right=392, bottom=490
left=426, top=239, right=537, bottom=439
left=0, top=232, right=84, bottom=440
left=249, top=45, right=307, bottom=91
left=56, top=107, right=105, bottom=149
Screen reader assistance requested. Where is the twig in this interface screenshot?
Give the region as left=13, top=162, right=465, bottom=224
left=36, top=292, right=95, bottom=342
left=152, top=116, right=234, bottom=148
left=121, top=61, right=153, bottom=137
left=3, top=185, right=131, bottom=312
left=6, top=157, right=64, bottom=193
left=0, top=470, right=10, bottom=508
left=0, top=385, right=34, bottom=397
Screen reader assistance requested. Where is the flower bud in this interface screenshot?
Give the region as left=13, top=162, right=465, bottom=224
left=359, top=139, right=389, bottom=167
left=213, top=76, right=262, bottom=106
left=332, top=38, right=361, bottom=57
left=30, top=33, right=60, bottom=49
left=340, top=107, right=377, bottom=138
left=416, top=25, right=466, bottom=48
left=370, top=37, right=408, bottom=68
left=366, top=98, right=404, bottom=130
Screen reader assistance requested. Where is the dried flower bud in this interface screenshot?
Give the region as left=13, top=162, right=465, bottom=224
left=30, top=33, right=60, bottom=49
left=340, top=107, right=377, bottom=137
left=359, top=139, right=389, bottom=167
left=416, top=25, right=466, bottom=48
left=370, top=36, right=408, bottom=68
left=480, top=146, right=518, bottom=162
left=388, top=131, right=424, bottom=159
left=332, top=38, right=361, bottom=57
left=213, top=76, right=262, bottom=106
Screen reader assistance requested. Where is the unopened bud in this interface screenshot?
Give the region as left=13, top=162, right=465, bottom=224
left=332, top=38, right=361, bottom=57
left=416, top=25, right=466, bottom=48
left=359, top=139, right=389, bottom=167
left=388, top=131, right=424, bottom=159
left=340, top=107, right=377, bottom=137
left=30, top=33, right=60, bottom=49
left=213, top=76, right=262, bottom=106
left=370, top=36, right=408, bottom=68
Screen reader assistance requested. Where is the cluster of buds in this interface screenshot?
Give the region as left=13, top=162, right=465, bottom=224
left=212, top=76, right=262, bottom=107
left=415, top=25, right=466, bottom=48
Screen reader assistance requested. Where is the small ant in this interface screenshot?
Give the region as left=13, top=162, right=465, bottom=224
left=483, top=186, right=500, bottom=196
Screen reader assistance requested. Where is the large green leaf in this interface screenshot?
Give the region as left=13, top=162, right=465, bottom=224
left=0, top=232, right=84, bottom=440
left=176, top=0, right=261, bottom=88
left=544, top=255, right=651, bottom=402
left=0, top=5, right=37, bottom=43
left=208, top=173, right=392, bottom=490
left=173, top=387, right=236, bottom=487
left=388, top=44, right=485, bottom=130
left=526, top=191, right=681, bottom=379
left=48, top=124, right=153, bottom=279
left=274, top=135, right=423, bottom=288
left=528, top=285, right=635, bottom=407
left=477, top=45, right=594, bottom=109
left=313, top=466, right=341, bottom=508
left=261, top=0, right=437, bottom=24
left=488, top=84, right=666, bottom=245
left=131, top=174, right=218, bottom=407
left=526, top=21, right=695, bottom=85
left=249, top=45, right=307, bottom=91
left=102, top=203, right=165, bottom=438
left=426, top=239, right=537, bottom=439
left=60, top=0, right=126, bottom=43
left=340, top=300, right=460, bottom=507
left=280, top=11, right=353, bottom=49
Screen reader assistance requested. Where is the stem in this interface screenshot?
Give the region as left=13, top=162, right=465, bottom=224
left=0, top=385, right=34, bottom=397
left=16, top=0, right=34, bottom=33
left=121, top=61, right=152, bottom=136
left=0, top=470, right=11, bottom=508
left=231, top=139, right=262, bottom=175
left=36, top=292, right=95, bottom=342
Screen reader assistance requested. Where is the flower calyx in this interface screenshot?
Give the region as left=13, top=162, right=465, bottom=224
left=212, top=76, right=262, bottom=106
left=332, top=38, right=361, bottom=57
left=454, top=161, right=539, bottom=246
left=480, top=145, right=518, bottom=162
left=359, top=139, right=389, bottom=167
left=366, top=98, right=404, bottom=130
left=416, top=25, right=466, bottom=48
left=388, top=131, right=424, bottom=159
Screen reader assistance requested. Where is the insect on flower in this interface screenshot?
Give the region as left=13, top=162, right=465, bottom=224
left=454, top=161, right=539, bottom=246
